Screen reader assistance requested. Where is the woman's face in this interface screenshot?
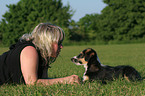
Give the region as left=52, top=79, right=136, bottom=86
left=51, top=42, right=63, bottom=57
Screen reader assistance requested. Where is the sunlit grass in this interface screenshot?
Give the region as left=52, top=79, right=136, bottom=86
left=0, top=43, right=145, bottom=95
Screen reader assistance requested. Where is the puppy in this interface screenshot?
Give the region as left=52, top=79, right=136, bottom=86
left=71, top=48, right=141, bottom=84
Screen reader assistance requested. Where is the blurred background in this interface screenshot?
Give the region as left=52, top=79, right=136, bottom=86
left=0, top=0, right=145, bottom=46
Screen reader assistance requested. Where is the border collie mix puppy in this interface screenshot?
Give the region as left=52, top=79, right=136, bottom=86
left=71, top=48, right=141, bottom=84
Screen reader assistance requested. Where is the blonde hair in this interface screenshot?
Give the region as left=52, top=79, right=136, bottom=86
left=20, top=23, right=65, bottom=65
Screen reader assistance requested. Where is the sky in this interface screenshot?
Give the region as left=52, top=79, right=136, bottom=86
left=0, top=0, right=107, bottom=22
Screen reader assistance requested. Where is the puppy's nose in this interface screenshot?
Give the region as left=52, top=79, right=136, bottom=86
left=71, top=58, right=75, bottom=62
left=71, top=58, right=74, bottom=62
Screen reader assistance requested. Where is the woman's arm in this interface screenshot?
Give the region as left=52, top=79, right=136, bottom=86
left=37, top=75, right=80, bottom=85
left=20, top=46, right=80, bottom=85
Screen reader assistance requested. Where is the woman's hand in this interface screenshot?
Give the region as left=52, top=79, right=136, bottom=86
left=68, top=75, right=81, bottom=85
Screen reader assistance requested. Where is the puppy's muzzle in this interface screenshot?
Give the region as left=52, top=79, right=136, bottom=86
left=71, top=57, right=83, bottom=65
left=71, top=58, right=79, bottom=63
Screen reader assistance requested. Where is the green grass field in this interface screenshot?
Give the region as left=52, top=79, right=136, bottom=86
left=0, top=44, right=145, bottom=96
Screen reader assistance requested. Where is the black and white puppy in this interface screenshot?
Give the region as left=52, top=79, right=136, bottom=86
left=71, top=48, right=141, bottom=84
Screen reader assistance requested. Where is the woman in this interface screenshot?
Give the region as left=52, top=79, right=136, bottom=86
left=0, top=23, right=80, bottom=85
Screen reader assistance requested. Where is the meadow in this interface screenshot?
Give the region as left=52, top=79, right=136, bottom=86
left=0, top=44, right=145, bottom=96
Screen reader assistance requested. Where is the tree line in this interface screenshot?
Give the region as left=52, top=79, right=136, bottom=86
left=0, top=0, right=145, bottom=46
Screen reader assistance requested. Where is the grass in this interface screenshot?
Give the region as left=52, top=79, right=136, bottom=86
left=0, top=44, right=145, bottom=96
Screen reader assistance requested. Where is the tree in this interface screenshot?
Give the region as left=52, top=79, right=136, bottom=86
left=70, top=14, right=100, bottom=42
left=98, top=0, right=145, bottom=41
left=0, top=0, right=74, bottom=46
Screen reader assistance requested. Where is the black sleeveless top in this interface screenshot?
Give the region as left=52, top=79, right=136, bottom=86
left=0, top=40, right=48, bottom=85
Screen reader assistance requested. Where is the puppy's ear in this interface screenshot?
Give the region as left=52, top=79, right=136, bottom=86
left=85, top=53, right=95, bottom=61
left=88, top=54, right=101, bottom=68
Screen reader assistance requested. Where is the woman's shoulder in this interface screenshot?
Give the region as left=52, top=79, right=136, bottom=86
left=20, top=40, right=38, bottom=59
left=21, top=46, right=38, bottom=55
left=20, top=46, right=39, bottom=62
left=10, top=40, right=36, bottom=50
left=7, top=40, right=38, bottom=60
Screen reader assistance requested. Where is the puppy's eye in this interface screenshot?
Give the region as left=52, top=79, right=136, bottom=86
left=77, top=54, right=83, bottom=58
